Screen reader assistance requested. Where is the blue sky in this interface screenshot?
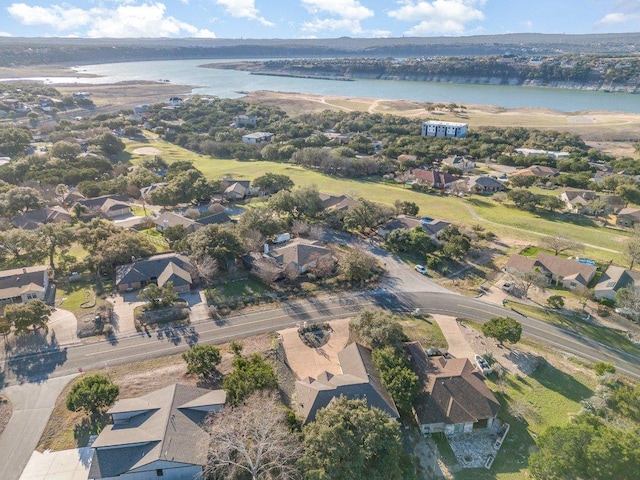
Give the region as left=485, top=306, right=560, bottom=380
left=1, top=1, right=638, bottom=39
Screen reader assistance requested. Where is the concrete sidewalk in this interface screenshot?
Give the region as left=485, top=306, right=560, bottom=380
left=431, top=314, right=477, bottom=361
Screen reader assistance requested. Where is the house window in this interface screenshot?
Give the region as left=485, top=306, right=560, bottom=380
left=26, top=293, right=38, bottom=300
left=156, top=469, right=164, bottom=476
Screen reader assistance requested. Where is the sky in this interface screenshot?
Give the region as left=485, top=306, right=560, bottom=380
left=0, top=0, right=639, bottom=39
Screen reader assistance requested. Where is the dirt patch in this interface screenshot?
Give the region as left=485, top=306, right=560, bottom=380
left=0, top=394, right=11, bottom=437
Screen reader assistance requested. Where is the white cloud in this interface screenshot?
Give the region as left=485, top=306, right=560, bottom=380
left=388, top=0, right=485, bottom=36
left=7, top=3, right=92, bottom=30
left=595, top=12, right=640, bottom=27
left=519, top=20, right=533, bottom=29
left=213, top=0, right=274, bottom=26
left=6, top=2, right=216, bottom=38
left=0, top=32, right=12, bottom=37
left=300, top=0, right=373, bottom=34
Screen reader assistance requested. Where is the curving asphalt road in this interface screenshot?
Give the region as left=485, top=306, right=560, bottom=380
left=1, top=242, right=639, bottom=480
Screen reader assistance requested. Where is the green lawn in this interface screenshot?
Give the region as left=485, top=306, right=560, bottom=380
left=505, top=300, right=640, bottom=356
left=450, top=361, right=595, bottom=480
left=214, top=278, right=272, bottom=298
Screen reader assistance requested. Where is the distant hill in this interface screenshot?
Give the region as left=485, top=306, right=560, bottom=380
left=1, top=33, right=640, bottom=67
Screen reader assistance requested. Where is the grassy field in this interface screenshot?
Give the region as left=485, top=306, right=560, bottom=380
left=446, top=360, right=595, bottom=480
left=505, top=300, right=640, bottom=356
left=124, top=134, right=630, bottom=265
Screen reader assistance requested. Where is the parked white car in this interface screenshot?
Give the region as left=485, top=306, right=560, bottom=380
left=414, top=265, right=428, bottom=275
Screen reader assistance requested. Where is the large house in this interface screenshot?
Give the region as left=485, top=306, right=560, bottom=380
left=319, top=193, right=358, bottom=212
left=241, top=132, right=274, bottom=144
left=616, top=207, right=640, bottom=228
left=559, top=190, right=598, bottom=214
left=267, top=239, right=333, bottom=274
left=405, top=342, right=500, bottom=435
left=514, top=148, right=570, bottom=160
left=0, top=265, right=50, bottom=304
left=421, top=121, right=468, bottom=138
left=76, top=195, right=131, bottom=219
left=154, top=211, right=202, bottom=234
left=465, top=176, right=506, bottom=193
left=88, top=384, right=226, bottom=480
left=377, top=215, right=450, bottom=241
left=505, top=253, right=597, bottom=290
left=116, top=252, right=195, bottom=293
left=594, top=265, right=640, bottom=300
left=12, top=206, right=72, bottom=230
left=295, top=343, right=399, bottom=424
left=441, top=155, right=475, bottom=173
left=410, top=168, right=458, bottom=189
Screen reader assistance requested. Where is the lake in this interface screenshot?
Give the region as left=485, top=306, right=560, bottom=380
left=12, top=58, right=640, bottom=113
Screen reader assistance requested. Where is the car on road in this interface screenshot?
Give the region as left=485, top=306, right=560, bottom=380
left=415, top=264, right=428, bottom=275
left=475, top=354, right=493, bottom=374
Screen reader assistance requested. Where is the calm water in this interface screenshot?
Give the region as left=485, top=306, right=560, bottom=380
left=12, top=58, right=640, bottom=113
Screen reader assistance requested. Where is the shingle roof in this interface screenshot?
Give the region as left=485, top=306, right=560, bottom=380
left=506, top=253, right=596, bottom=285
left=12, top=206, right=72, bottom=230
left=89, top=384, right=225, bottom=479
left=115, top=252, right=194, bottom=287
left=295, top=343, right=399, bottom=423
left=76, top=194, right=129, bottom=210
left=0, top=265, right=48, bottom=299
left=405, top=342, right=499, bottom=426
left=270, top=240, right=331, bottom=268
left=154, top=211, right=200, bottom=230
left=198, top=211, right=232, bottom=225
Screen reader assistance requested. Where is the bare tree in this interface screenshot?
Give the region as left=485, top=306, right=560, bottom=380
left=284, top=262, right=300, bottom=282
left=243, top=228, right=266, bottom=253
left=623, top=232, right=640, bottom=270
left=539, top=235, right=583, bottom=256
left=291, top=220, right=309, bottom=237
left=184, top=207, right=201, bottom=219
left=512, top=269, right=548, bottom=297
left=189, top=255, right=219, bottom=285
left=308, top=225, right=324, bottom=241
left=309, top=252, right=336, bottom=278
left=205, top=392, right=302, bottom=480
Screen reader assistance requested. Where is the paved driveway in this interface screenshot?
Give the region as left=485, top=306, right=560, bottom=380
left=109, top=294, right=144, bottom=336
left=47, top=309, right=78, bottom=347
left=20, top=448, right=91, bottom=480
left=431, top=314, right=477, bottom=361
left=0, top=374, right=78, bottom=480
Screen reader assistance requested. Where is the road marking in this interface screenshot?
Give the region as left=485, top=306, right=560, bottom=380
left=456, top=304, right=498, bottom=316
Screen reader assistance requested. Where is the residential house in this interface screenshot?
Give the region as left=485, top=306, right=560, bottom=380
left=594, top=265, right=640, bottom=300
left=410, top=168, right=458, bottom=189
left=12, top=206, right=72, bottom=230
left=224, top=182, right=247, bottom=200
left=115, top=252, right=195, bottom=293
left=514, top=148, right=570, bottom=160
left=154, top=211, right=202, bottom=234
left=61, top=190, right=86, bottom=206
left=88, top=384, right=225, bottom=480
left=140, top=183, right=168, bottom=199
left=0, top=265, right=50, bottom=304
left=319, top=193, right=358, bottom=212
left=295, top=342, right=399, bottom=423
left=616, top=207, right=640, bottom=228
left=465, top=176, right=506, bottom=193
left=559, top=189, right=598, bottom=213
left=241, top=132, right=274, bottom=144
left=421, top=121, right=468, bottom=138
left=232, top=114, right=257, bottom=127
left=197, top=211, right=232, bottom=226
left=441, top=155, right=475, bottom=173
left=377, top=215, right=451, bottom=241
left=405, top=342, right=500, bottom=435
left=267, top=239, right=333, bottom=274
left=76, top=195, right=131, bottom=219
left=510, top=165, right=559, bottom=178
left=505, top=253, right=597, bottom=290
left=322, top=131, right=353, bottom=143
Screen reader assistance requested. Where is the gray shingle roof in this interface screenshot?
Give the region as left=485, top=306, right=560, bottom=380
left=115, top=252, right=194, bottom=287
left=295, top=343, right=399, bottom=423
left=89, top=384, right=226, bottom=479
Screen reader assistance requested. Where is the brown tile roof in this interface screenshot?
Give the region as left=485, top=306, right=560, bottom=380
left=405, top=342, right=499, bottom=426
left=410, top=168, right=457, bottom=187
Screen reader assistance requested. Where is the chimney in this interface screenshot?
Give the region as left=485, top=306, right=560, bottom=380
left=23, top=267, right=27, bottom=274
left=263, top=244, right=269, bottom=254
